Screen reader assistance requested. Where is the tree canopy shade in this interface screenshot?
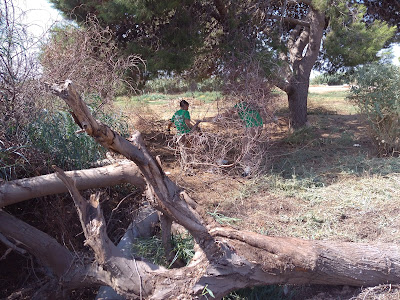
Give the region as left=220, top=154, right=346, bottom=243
left=49, top=0, right=397, bottom=128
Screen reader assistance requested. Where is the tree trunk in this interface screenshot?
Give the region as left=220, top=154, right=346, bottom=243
left=287, top=79, right=310, bottom=129
left=280, top=6, right=326, bottom=129
left=2, top=80, right=400, bottom=299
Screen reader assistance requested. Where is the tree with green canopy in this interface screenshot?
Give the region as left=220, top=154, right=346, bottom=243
left=48, top=0, right=397, bottom=128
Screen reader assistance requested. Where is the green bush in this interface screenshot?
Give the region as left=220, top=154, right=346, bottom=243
left=349, top=62, right=400, bottom=155
left=27, top=105, right=130, bottom=170
left=311, top=72, right=349, bottom=85
left=143, top=76, right=222, bottom=94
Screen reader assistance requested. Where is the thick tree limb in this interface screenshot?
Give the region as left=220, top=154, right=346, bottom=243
left=0, top=210, right=74, bottom=277
left=48, top=80, right=217, bottom=252
left=0, top=161, right=145, bottom=208
left=53, top=166, right=167, bottom=298
left=300, top=7, right=325, bottom=72
left=0, top=232, right=26, bottom=259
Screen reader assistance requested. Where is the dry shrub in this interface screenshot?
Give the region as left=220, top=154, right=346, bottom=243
left=40, top=15, right=143, bottom=105
left=0, top=0, right=42, bottom=131
left=0, top=0, right=48, bottom=179
left=168, top=60, right=277, bottom=175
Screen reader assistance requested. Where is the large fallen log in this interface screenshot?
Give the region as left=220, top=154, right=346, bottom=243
left=2, top=80, right=400, bottom=299
left=0, top=161, right=145, bottom=207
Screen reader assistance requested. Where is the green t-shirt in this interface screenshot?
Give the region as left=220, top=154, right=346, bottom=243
left=171, top=109, right=191, bottom=134
left=234, top=102, right=263, bottom=128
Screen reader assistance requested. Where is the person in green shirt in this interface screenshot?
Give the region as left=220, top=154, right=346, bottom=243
left=234, top=101, right=263, bottom=128
left=235, top=101, right=263, bottom=176
left=167, top=100, right=194, bottom=171
left=167, top=100, right=192, bottom=135
left=212, top=100, right=263, bottom=176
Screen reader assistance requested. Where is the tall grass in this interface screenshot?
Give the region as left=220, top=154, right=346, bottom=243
left=0, top=143, right=30, bottom=180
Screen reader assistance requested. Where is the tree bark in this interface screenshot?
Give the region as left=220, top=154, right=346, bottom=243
left=0, top=210, right=74, bottom=277
left=287, top=80, right=310, bottom=128
left=279, top=5, right=326, bottom=129
left=2, top=80, right=400, bottom=299
left=0, top=161, right=145, bottom=208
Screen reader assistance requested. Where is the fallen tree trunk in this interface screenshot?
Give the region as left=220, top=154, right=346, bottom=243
left=2, top=80, right=399, bottom=299
left=0, top=161, right=145, bottom=207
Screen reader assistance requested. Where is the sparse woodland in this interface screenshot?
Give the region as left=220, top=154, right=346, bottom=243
left=2, top=0, right=400, bottom=299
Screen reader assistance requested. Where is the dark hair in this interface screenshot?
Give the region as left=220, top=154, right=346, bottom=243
left=180, top=100, right=189, bottom=108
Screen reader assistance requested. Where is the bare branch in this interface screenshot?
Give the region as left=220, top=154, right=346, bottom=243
left=53, top=165, right=167, bottom=298
left=49, top=80, right=217, bottom=250
left=0, top=232, right=26, bottom=258
left=0, top=161, right=145, bottom=208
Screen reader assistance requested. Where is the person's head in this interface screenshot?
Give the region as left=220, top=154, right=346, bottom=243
left=180, top=100, right=189, bottom=110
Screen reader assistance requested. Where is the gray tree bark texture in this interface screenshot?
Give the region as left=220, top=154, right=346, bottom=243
left=1, top=80, right=400, bottom=299
left=276, top=6, right=326, bottom=129
left=0, top=161, right=145, bottom=207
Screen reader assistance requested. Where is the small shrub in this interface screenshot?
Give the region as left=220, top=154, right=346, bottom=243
left=311, top=72, right=350, bottom=86
left=349, top=62, right=400, bottom=155
left=27, top=104, right=130, bottom=170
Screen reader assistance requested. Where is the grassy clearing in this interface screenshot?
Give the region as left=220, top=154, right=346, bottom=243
left=214, top=88, right=400, bottom=244
left=116, top=91, right=221, bottom=106
left=308, top=90, right=357, bottom=115
left=115, top=91, right=222, bottom=124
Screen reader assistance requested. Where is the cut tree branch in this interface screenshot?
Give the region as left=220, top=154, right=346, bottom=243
left=0, top=161, right=145, bottom=208
left=0, top=210, right=74, bottom=277
left=48, top=80, right=217, bottom=252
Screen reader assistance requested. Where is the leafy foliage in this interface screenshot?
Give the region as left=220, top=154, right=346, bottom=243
left=318, top=4, right=396, bottom=72
left=363, top=0, right=400, bottom=40
left=49, top=0, right=398, bottom=76
left=349, top=62, right=400, bottom=155
left=27, top=104, right=130, bottom=170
